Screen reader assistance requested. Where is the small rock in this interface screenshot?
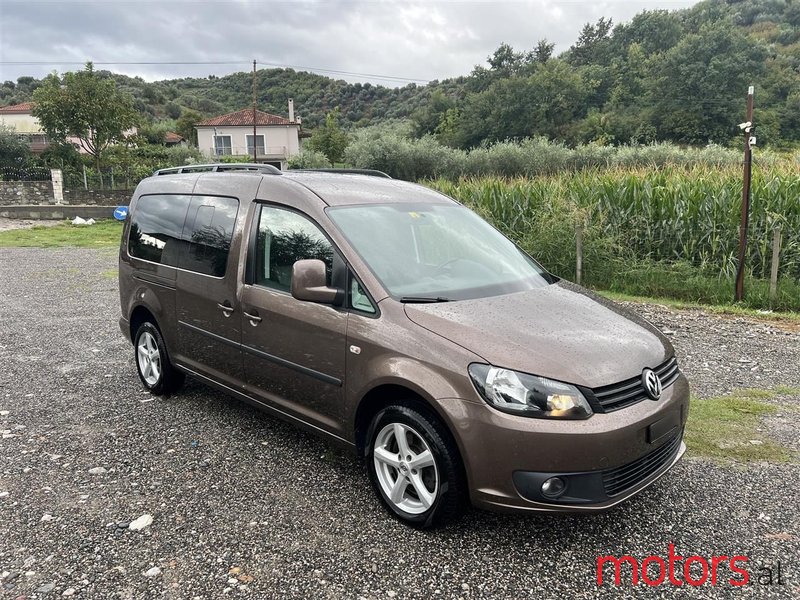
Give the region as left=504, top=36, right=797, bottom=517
left=62, top=588, right=76, bottom=596
left=0, top=410, right=8, bottom=416
left=749, top=440, right=764, bottom=445
left=87, top=467, right=107, bottom=475
left=0, top=492, right=8, bottom=498
left=461, top=583, right=470, bottom=591
left=387, top=592, right=397, bottom=598
left=144, top=567, right=161, bottom=578
left=115, top=521, right=130, bottom=529
left=41, top=514, right=55, bottom=522
left=36, top=582, right=56, bottom=594
left=129, top=514, right=153, bottom=531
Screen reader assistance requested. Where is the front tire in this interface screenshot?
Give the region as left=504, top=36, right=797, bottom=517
left=134, top=321, right=184, bottom=395
left=367, top=403, right=465, bottom=528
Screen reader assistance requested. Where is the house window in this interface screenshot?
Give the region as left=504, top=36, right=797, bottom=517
left=246, top=134, right=265, bottom=156
left=214, top=135, right=232, bottom=156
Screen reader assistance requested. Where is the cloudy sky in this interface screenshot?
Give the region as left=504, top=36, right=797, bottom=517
left=0, top=0, right=700, bottom=86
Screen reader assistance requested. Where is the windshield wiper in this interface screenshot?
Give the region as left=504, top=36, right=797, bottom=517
left=399, top=296, right=451, bottom=303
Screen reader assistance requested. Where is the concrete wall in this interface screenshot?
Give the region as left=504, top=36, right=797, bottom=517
left=0, top=181, right=132, bottom=208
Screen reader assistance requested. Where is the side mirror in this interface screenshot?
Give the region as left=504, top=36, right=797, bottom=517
left=291, top=259, right=339, bottom=304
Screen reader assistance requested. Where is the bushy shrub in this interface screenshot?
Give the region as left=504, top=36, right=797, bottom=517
left=344, top=124, right=764, bottom=180
left=288, top=148, right=331, bottom=169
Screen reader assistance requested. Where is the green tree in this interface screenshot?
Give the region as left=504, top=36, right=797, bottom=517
left=32, top=62, right=139, bottom=173
left=175, top=110, right=202, bottom=146
left=648, top=24, right=768, bottom=144
left=0, top=125, right=33, bottom=168
left=307, top=108, right=349, bottom=166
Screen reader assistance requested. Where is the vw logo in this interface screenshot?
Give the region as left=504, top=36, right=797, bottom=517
left=642, top=368, right=662, bottom=400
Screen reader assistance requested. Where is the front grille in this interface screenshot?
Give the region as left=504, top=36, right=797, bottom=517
left=588, top=356, right=680, bottom=413
left=602, top=431, right=683, bottom=497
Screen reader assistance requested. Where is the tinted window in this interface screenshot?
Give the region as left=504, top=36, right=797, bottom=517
left=129, top=194, right=191, bottom=266
left=255, top=206, right=333, bottom=291
left=179, top=196, right=239, bottom=277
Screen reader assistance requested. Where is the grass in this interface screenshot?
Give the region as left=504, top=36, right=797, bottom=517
left=684, top=388, right=799, bottom=463
left=0, top=220, right=123, bottom=248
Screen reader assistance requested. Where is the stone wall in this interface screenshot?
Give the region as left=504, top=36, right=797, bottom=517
left=0, top=181, right=54, bottom=205
left=61, top=189, right=132, bottom=206
left=0, top=181, right=132, bottom=207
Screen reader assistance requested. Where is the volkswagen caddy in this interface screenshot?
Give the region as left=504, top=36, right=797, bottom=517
left=119, top=164, right=688, bottom=527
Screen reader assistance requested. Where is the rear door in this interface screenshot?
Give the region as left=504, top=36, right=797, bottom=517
left=240, top=203, right=348, bottom=436
left=174, top=195, right=243, bottom=388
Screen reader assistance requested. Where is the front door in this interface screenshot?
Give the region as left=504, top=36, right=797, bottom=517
left=175, top=195, right=243, bottom=388
left=240, top=204, right=347, bottom=436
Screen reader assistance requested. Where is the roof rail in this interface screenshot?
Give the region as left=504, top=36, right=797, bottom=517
left=153, top=163, right=282, bottom=176
left=290, top=168, right=392, bottom=179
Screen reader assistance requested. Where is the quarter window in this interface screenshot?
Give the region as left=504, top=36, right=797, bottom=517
left=255, top=206, right=333, bottom=291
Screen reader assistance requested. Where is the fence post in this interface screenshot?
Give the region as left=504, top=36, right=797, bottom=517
left=769, top=226, right=782, bottom=307
left=110, top=166, right=115, bottom=190
left=82, top=165, right=88, bottom=190
left=576, top=222, right=583, bottom=286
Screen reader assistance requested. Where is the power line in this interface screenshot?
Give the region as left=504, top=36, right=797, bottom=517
left=0, top=60, right=431, bottom=84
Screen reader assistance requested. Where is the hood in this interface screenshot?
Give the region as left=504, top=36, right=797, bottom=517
left=404, top=281, right=673, bottom=389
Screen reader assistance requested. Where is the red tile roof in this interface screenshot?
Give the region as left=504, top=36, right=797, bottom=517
left=0, top=102, right=35, bottom=114
left=197, top=108, right=294, bottom=127
left=165, top=131, right=184, bottom=143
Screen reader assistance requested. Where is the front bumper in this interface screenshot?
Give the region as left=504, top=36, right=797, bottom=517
left=436, top=373, right=690, bottom=513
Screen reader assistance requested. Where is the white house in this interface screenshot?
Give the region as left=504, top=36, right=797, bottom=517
left=195, top=100, right=301, bottom=170
left=0, top=102, right=50, bottom=153
left=0, top=101, right=137, bottom=154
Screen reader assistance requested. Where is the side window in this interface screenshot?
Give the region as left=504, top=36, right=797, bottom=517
left=255, top=206, right=333, bottom=292
left=179, top=196, right=239, bottom=277
left=128, top=194, right=191, bottom=266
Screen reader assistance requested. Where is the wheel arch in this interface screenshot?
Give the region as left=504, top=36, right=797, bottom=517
left=353, top=383, right=467, bottom=480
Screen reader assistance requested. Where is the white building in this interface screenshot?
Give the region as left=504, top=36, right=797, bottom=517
left=0, top=101, right=137, bottom=154
left=195, top=101, right=301, bottom=170
left=0, top=102, right=50, bottom=153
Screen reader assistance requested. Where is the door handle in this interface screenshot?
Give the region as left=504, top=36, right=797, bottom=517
left=243, top=310, right=262, bottom=326
left=217, top=302, right=234, bottom=318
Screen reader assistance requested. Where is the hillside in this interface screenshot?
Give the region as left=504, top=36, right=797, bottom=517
left=2, top=0, right=799, bottom=147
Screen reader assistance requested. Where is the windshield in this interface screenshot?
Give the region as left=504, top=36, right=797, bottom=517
left=327, top=203, right=553, bottom=301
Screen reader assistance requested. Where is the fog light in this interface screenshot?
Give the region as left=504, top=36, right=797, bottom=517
left=541, top=477, right=566, bottom=498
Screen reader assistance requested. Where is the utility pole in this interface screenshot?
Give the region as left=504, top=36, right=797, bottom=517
left=252, top=59, right=258, bottom=163
left=734, top=85, right=755, bottom=302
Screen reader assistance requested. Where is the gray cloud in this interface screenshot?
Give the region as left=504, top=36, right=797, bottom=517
left=0, top=0, right=699, bottom=86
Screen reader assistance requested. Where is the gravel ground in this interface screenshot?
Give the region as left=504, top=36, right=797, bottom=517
left=0, top=248, right=798, bottom=599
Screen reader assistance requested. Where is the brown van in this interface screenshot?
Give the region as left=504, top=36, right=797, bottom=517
left=119, top=164, right=688, bottom=527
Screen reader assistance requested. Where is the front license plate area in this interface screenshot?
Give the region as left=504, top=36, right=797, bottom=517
left=647, top=412, right=680, bottom=444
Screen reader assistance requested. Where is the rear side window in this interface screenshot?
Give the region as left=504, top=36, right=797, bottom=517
left=179, top=196, right=239, bottom=277
left=255, top=206, right=333, bottom=291
left=128, top=194, right=191, bottom=266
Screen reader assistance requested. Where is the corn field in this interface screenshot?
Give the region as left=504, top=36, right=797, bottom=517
left=426, top=166, right=800, bottom=308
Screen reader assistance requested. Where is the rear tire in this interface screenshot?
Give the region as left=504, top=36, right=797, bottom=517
left=134, top=321, right=185, bottom=395
left=366, top=403, right=465, bottom=528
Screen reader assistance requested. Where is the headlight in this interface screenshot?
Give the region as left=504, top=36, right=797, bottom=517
left=468, top=364, right=592, bottom=419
